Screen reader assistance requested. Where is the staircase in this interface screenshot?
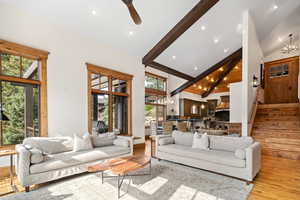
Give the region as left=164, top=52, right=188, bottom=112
left=252, top=103, right=300, bottom=160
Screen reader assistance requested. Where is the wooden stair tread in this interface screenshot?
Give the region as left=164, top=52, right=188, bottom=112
left=258, top=103, right=299, bottom=109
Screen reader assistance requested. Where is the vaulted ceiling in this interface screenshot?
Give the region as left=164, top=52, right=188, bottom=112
left=2, top=0, right=299, bottom=77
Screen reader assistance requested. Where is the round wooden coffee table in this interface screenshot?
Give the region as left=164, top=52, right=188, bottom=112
left=88, top=156, right=151, bottom=198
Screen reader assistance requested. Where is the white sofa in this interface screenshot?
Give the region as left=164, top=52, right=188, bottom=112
left=16, top=136, right=133, bottom=191
left=155, top=131, right=261, bottom=182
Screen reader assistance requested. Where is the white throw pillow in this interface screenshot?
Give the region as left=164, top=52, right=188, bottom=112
left=30, top=148, right=44, bottom=164
left=73, top=134, right=93, bottom=152
left=192, top=133, right=209, bottom=150
left=235, top=149, right=246, bottom=160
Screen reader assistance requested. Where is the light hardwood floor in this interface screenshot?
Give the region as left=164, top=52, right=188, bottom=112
left=1, top=141, right=300, bottom=199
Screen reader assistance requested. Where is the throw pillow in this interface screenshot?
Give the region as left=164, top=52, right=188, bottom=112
left=235, top=149, right=246, bottom=160
left=73, top=134, right=93, bottom=152
left=113, top=138, right=130, bottom=147
left=192, top=133, right=209, bottom=150
left=30, top=148, right=44, bottom=164
left=158, top=137, right=174, bottom=146
left=91, top=132, right=116, bottom=147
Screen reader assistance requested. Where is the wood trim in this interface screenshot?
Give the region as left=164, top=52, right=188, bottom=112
left=0, top=39, right=49, bottom=60
left=145, top=88, right=167, bottom=96
left=86, top=63, right=133, bottom=81
left=147, top=61, right=194, bottom=81
left=87, top=70, right=92, bottom=134
left=264, top=56, right=299, bottom=65
left=40, top=59, right=48, bottom=137
left=91, top=89, right=129, bottom=97
left=0, top=75, right=41, bottom=85
left=145, top=72, right=167, bottom=81
left=171, top=48, right=242, bottom=96
left=202, top=58, right=242, bottom=98
left=142, top=0, right=220, bottom=64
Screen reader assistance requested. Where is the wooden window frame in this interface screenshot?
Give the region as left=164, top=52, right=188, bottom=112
left=145, top=72, right=167, bottom=94
left=0, top=39, right=49, bottom=138
left=87, top=63, right=133, bottom=136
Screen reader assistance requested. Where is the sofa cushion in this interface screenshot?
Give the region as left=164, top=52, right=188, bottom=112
left=23, top=137, right=73, bottom=154
left=158, top=137, right=174, bottom=146
left=73, top=134, right=93, bottom=152
left=172, top=131, right=194, bottom=146
left=30, top=148, right=44, bottom=164
left=235, top=149, right=246, bottom=160
left=209, top=136, right=253, bottom=152
left=91, top=133, right=116, bottom=147
left=192, top=133, right=209, bottom=150
left=30, top=145, right=130, bottom=174
left=158, top=144, right=245, bottom=168
left=113, top=138, right=129, bottom=147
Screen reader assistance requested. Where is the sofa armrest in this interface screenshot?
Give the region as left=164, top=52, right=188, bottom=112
left=116, top=136, right=133, bottom=155
left=155, top=135, right=172, bottom=155
left=246, top=142, right=261, bottom=180
left=15, top=144, right=31, bottom=186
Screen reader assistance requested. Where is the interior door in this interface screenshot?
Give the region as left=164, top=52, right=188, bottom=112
left=264, top=56, right=299, bottom=104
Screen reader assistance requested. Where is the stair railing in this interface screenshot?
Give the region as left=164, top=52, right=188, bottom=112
left=248, top=86, right=263, bottom=136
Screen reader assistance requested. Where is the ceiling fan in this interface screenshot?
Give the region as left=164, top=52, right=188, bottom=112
left=121, top=0, right=142, bottom=25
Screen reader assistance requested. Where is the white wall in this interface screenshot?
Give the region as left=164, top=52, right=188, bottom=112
left=230, top=82, right=243, bottom=123
left=242, top=11, right=264, bottom=136
left=0, top=4, right=145, bottom=144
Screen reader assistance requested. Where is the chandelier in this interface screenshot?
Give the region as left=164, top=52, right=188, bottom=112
left=281, top=34, right=299, bottom=54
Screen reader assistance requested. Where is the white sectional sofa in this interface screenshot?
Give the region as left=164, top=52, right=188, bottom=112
left=155, top=131, right=261, bottom=182
left=16, top=135, right=133, bottom=191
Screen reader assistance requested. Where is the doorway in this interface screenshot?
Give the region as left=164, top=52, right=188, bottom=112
left=264, top=56, right=299, bottom=104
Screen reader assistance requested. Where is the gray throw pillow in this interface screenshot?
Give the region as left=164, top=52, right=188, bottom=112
left=73, top=134, right=93, bottom=152
left=91, top=132, right=116, bottom=147
left=192, top=133, right=209, bottom=150
left=235, top=149, right=246, bottom=160
left=30, top=148, right=44, bottom=164
left=113, top=138, right=129, bottom=147
left=158, top=137, right=174, bottom=146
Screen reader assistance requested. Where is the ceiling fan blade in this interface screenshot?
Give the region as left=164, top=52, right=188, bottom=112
left=125, top=2, right=142, bottom=25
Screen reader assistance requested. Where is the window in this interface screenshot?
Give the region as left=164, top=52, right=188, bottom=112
left=0, top=40, right=49, bottom=146
left=87, top=63, right=133, bottom=135
left=144, top=73, right=167, bottom=127
left=145, top=72, right=166, bottom=92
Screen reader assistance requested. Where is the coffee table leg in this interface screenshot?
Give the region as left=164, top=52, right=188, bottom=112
left=117, top=175, right=126, bottom=199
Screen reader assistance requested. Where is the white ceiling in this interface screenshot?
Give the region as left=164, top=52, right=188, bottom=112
left=2, top=0, right=300, bottom=76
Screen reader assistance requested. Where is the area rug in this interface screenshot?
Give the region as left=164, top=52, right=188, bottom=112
left=1, top=159, right=253, bottom=200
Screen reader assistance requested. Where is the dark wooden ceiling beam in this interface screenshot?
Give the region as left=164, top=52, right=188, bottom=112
left=147, top=61, right=194, bottom=81
left=170, top=48, right=242, bottom=96
left=142, top=0, right=220, bottom=65
left=201, top=57, right=242, bottom=98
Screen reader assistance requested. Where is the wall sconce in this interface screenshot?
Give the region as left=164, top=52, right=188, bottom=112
left=252, top=75, right=259, bottom=88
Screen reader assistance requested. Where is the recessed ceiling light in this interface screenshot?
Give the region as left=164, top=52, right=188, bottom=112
left=273, top=5, right=278, bottom=10
left=204, top=87, right=208, bottom=91
left=194, top=66, right=198, bottom=70
left=193, top=84, right=197, bottom=87
left=198, top=85, right=202, bottom=89
left=201, top=25, right=206, bottom=31
left=92, top=10, right=97, bottom=16
left=215, top=87, right=218, bottom=90
left=224, top=48, right=229, bottom=53
left=278, top=37, right=282, bottom=42
left=235, top=66, right=239, bottom=70
left=210, top=78, right=214, bottom=82
left=214, top=38, right=219, bottom=44
left=206, top=76, right=209, bottom=80
left=219, top=67, right=224, bottom=72
left=172, top=56, right=176, bottom=60
left=224, top=77, right=228, bottom=81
